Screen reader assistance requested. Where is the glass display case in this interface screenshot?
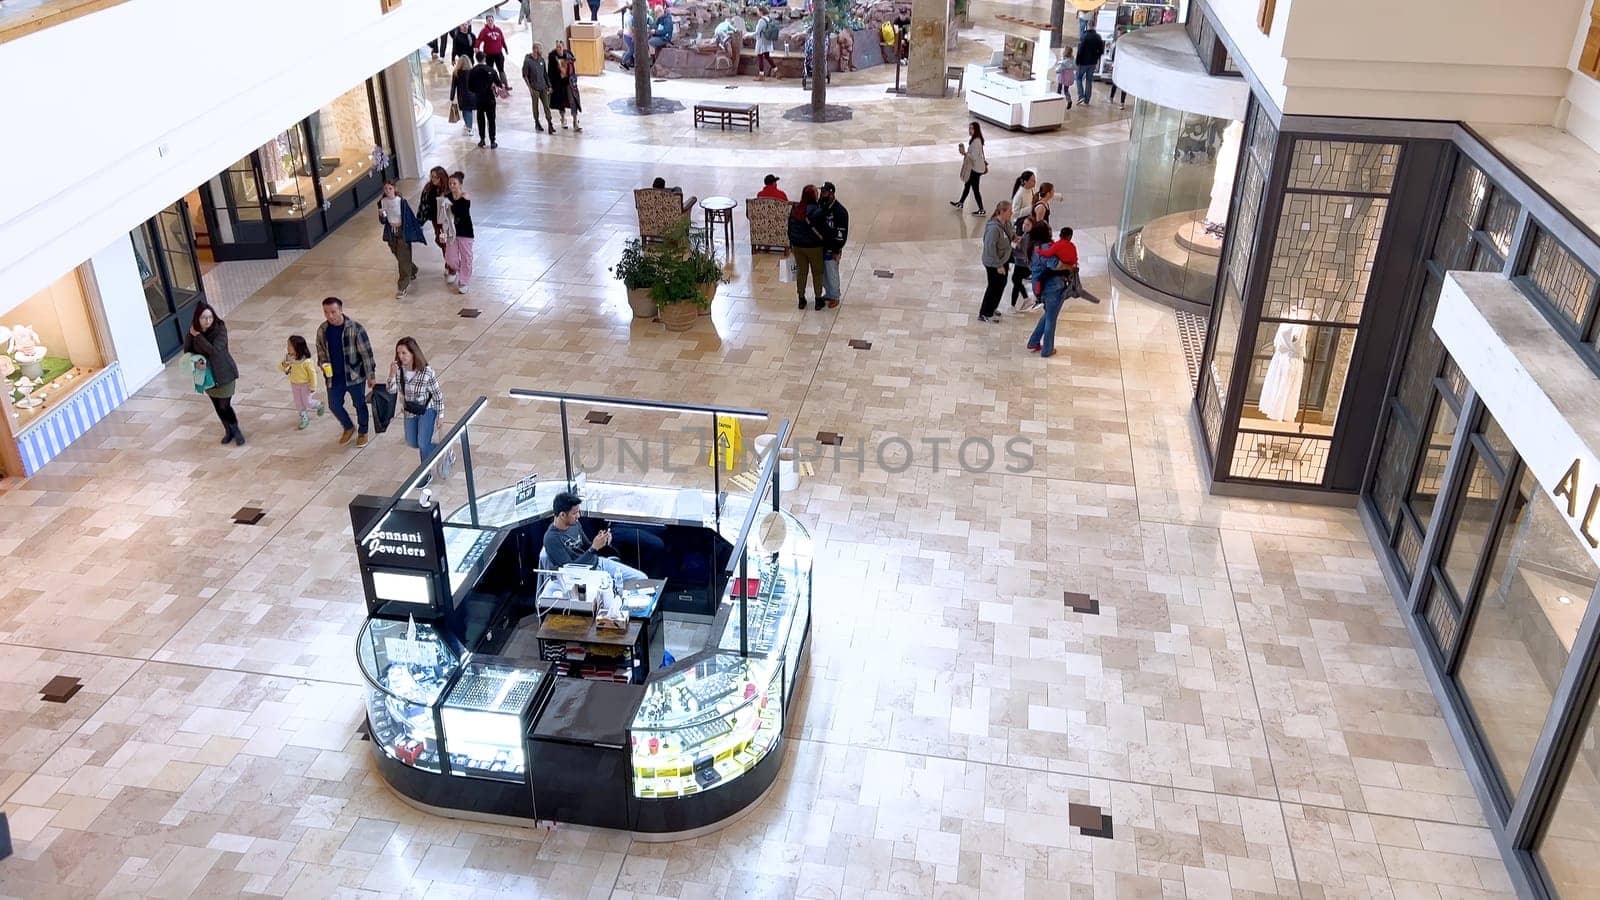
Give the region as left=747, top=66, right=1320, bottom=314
left=357, top=617, right=461, bottom=774
left=719, top=510, right=812, bottom=699
left=1, top=271, right=107, bottom=434
left=630, top=656, right=783, bottom=799
left=440, top=658, right=549, bottom=782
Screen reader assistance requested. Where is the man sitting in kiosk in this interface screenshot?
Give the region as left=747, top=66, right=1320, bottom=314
left=544, top=491, right=651, bottom=585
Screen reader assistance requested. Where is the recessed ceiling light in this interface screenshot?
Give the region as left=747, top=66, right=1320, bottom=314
left=1559, top=595, right=1574, bottom=605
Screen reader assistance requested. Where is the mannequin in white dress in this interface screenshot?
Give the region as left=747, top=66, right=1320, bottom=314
left=1258, top=313, right=1310, bottom=423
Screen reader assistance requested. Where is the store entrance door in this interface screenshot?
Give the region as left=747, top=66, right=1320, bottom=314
left=133, top=201, right=207, bottom=361
left=197, top=155, right=277, bottom=261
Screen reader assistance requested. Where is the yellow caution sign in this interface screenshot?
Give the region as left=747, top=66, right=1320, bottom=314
left=708, top=416, right=742, bottom=470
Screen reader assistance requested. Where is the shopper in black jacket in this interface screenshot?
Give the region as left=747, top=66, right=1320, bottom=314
left=816, top=182, right=849, bottom=308
left=1074, top=29, right=1105, bottom=104
left=788, top=185, right=826, bottom=310
left=467, top=52, right=505, bottom=148
left=449, top=23, right=475, bottom=63
left=450, top=56, right=475, bottom=138
left=184, top=301, right=246, bottom=446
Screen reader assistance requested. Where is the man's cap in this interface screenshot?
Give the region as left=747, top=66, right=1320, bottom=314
left=821, top=181, right=837, bottom=192
left=764, top=174, right=780, bottom=185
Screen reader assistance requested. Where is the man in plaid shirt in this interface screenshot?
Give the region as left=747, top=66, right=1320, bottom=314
left=315, top=297, right=378, bottom=447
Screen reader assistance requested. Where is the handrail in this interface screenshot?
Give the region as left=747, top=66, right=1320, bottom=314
left=354, top=395, right=489, bottom=546
left=723, top=418, right=791, bottom=577
left=508, top=388, right=767, bottom=420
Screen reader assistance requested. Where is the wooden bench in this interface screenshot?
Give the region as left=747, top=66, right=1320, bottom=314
left=694, top=101, right=760, bottom=131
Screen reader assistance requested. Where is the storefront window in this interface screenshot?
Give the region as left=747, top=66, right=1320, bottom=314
left=309, top=82, right=381, bottom=207
left=1536, top=681, right=1600, bottom=896
left=1438, top=449, right=1502, bottom=598
left=261, top=125, right=316, bottom=221
left=1457, top=464, right=1597, bottom=800
left=408, top=50, right=429, bottom=123
left=1112, top=98, right=1242, bottom=305
left=1, top=272, right=107, bottom=433
left=1406, top=395, right=1458, bottom=529
left=1221, top=138, right=1398, bottom=485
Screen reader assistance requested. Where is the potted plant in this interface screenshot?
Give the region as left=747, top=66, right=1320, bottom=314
left=650, top=220, right=728, bottom=332
left=612, top=239, right=660, bottom=319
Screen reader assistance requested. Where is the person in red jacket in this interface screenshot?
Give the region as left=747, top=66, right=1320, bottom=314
left=757, top=174, right=788, bottom=200
left=474, top=14, right=510, bottom=81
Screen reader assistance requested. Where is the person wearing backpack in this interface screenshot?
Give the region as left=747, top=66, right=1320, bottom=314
left=755, top=11, right=780, bottom=79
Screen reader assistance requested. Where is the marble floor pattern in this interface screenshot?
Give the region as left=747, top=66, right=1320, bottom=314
left=0, top=10, right=1515, bottom=900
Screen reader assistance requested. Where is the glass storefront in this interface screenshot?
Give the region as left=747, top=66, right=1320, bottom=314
left=1112, top=98, right=1242, bottom=306
left=133, top=201, right=206, bottom=361
left=1353, top=139, right=1600, bottom=896
left=309, top=81, right=382, bottom=211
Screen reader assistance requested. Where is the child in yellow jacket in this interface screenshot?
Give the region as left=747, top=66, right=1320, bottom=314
left=282, top=335, right=324, bottom=430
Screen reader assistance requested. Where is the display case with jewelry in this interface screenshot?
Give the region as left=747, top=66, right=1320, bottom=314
left=629, top=656, right=784, bottom=799
left=440, top=657, right=551, bottom=782
left=718, top=511, right=812, bottom=700
left=357, top=617, right=462, bottom=773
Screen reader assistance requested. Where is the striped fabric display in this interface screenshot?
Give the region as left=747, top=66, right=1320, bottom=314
left=16, top=363, right=127, bottom=476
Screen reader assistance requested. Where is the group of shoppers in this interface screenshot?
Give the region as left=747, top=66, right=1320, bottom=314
left=972, top=148, right=1101, bottom=357
left=522, top=41, right=582, bottom=132
left=400, top=167, right=476, bottom=297
left=181, top=294, right=447, bottom=469
left=776, top=177, right=850, bottom=310
left=448, top=15, right=585, bottom=144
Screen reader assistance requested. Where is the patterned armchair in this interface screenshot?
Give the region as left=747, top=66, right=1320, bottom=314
left=746, top=197, right=792, bottom=253
left=634, top=188, right=691, bottom=242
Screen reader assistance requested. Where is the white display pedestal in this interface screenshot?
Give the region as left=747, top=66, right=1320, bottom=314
left=964, top=28, right=1065, bottom=132
left=965, top=64, right=1067, bottom=132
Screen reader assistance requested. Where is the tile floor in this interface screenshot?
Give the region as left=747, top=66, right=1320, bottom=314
left=0, top=9, right=1516, bottom=900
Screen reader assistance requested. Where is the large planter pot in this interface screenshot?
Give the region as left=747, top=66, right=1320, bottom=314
left=659, top=302, right=699, bottom=332
left=627, top=287, right=658, bottom=319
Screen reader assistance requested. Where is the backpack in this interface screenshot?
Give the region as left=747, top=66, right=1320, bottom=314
left=762, top=17, right=781, bottom=40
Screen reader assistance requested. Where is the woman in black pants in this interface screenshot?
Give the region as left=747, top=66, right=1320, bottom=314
left=978, top=201, right=1014, bottom=323
left=184, top=302, right=246, bottom=446
left=950, top=121, right=989, bottom=216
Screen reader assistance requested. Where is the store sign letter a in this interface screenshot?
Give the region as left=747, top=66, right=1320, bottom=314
left=1554, top=458, right=1600, bottom=549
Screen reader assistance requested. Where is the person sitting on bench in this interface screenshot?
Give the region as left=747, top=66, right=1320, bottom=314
left=544, top=491, right=650, bottom=586
left=651, top=177, right=697, bottom=213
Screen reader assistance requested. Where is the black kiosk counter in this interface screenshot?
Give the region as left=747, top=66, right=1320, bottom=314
left=352, top=393, right=810, bottom=838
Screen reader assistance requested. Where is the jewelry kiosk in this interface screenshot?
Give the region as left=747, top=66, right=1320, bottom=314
left=965, top=29, right=1067, bottom=132
left=352, top=391, right=811, bottom=836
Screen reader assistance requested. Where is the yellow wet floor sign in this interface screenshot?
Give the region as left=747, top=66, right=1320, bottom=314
left=708, top=416, right=742, bottom=470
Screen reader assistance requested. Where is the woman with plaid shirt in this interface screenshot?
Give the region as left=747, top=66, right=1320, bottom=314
left=387, top=337, right=445, bottom=466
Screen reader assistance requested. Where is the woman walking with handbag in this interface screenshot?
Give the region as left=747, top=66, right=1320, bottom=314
left=950, top=121, right=989, bottom=216
left=450, top=56, right=475, bottom=137
left=184, top=301, right=246, bottom=446
left=387, top=337, right=445, bottom=468
left=418, top=167, right=456, bottom=285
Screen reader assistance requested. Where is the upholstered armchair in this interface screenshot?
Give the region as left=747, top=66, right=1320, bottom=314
left=745, top=197, right=792, bottom=253
left=634, top=188, right=692, bottom=242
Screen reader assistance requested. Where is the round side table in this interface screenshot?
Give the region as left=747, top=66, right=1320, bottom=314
left=700, top=196, right=737, bottom=257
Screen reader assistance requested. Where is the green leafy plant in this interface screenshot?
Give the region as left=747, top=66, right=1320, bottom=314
left=645, top=219, right=728, bottom=311
left=611, top=238, right=658, bottom=289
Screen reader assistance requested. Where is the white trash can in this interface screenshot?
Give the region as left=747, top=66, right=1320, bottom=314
left=752, top=433, right=800, bottom=491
